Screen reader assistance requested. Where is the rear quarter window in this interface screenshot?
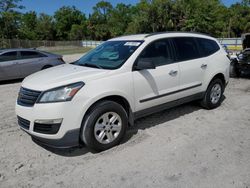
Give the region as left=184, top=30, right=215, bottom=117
left=20, top=51, right=46, bottom=59
left=196, top=38, right=220, bottom=57
left=172, top=37, right=200, bottom=61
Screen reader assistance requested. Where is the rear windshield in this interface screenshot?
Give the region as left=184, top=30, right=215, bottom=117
left=74, top=40, right=143, bottom=69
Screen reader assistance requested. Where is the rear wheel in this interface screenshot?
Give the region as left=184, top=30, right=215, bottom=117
left=81, top=101, right=128, bottom=151
left=200, top=78, right=224, bottom=109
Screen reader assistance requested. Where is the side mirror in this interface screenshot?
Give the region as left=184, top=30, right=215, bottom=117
left=134, top=59, right=155, bottom=70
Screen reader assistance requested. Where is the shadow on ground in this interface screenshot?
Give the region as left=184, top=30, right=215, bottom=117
left=0, top=79, right=23, bottom=85
left=36, top=100, right=208, bottom=157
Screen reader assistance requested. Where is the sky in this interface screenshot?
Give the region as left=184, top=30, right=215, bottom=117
left=20, top=0, right=241, bottom=15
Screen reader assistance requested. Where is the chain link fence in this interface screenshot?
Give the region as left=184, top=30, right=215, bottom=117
left=0, top=39, right=85, bottom=49
left=0, top=38, right=242, bottom=51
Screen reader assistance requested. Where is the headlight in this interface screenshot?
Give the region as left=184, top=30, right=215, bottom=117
left=38, top=82, right=84, bottom=103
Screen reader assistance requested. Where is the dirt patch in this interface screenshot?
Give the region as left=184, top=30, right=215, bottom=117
left=0, top=78, right=250, bottom=187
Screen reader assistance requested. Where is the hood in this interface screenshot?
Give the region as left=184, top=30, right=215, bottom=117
left=22, top=64, right=110, bottom=91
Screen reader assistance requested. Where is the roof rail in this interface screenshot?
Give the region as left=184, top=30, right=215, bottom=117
left=111, top=33, right=148, bottom=40
left=144, top=31, right=211, bottom=38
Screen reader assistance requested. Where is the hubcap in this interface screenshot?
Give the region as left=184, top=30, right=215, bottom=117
left=210, top=83, right=222, bottom=104
left=94, top=112, right=122, bottom=144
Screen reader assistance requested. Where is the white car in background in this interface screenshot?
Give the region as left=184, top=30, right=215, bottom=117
left=16, top=32, right=230, bottom=151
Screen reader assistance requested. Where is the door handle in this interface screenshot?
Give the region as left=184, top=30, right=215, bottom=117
left=169, top=70, right=178, bottom=76
left=201, top=64, right=207, bottom=69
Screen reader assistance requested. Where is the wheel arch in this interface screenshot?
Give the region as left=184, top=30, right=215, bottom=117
left=206, top=72, right=226, bottom=90
left=82, top=95, right=134, bottom=129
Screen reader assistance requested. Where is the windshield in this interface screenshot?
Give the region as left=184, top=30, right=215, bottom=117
left=74, top=40, right=143, bottom=69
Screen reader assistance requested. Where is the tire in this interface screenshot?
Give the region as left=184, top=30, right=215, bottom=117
left=230, top=60, right=241, bottom=78
left=42, top=65, right=52, bottom=70
left=200, top=78, right=225, bottom=109
left=234, top=67, right=241, bottom=77
left=81, top=101, right=128, bottom=151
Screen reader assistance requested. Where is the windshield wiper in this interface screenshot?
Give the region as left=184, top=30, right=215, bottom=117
left=79, top=63, right=103, bottom=69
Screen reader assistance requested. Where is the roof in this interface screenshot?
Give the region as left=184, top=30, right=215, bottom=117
left=108, top=32, right=214, bottom=41
left=0, top=48, right=61, bottom=57
left=0, top=48, right=37, bottom=53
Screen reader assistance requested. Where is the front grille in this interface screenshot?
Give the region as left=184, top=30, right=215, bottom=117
left=17, top=116, right=30, bottom=130
left=34, top=123, right=61, bottom=135
left=17, top=87, right=41, bottom=107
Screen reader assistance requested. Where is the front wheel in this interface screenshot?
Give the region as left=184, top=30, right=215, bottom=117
left=81, top=101, right=128, bottom=151
left=200, top=79, right=225, bottom=109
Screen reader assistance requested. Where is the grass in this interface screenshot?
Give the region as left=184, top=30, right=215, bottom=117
left=46, top=47, right=92, bottom=55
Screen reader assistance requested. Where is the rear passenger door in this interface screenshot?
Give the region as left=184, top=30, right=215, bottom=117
left=133, top=39, right=180, bottom=112
left=172, top=37, right=205, bottom=97
left=18, top=51, right=47, bottom=77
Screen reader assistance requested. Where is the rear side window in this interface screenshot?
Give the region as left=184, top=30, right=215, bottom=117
left=0, top=51, right=18, bottom=62
left=20, top=51, right=46, bottom=59
left=138, top=39, right=174, bottom=67
left=197, top=38, right=220, bottom=57
left=173, top=37, right=200, bottom=61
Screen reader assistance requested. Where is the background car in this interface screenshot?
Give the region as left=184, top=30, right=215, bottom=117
left=230, top=33, right=250, bottom=77
left=0, top=49, right=65, bottom=81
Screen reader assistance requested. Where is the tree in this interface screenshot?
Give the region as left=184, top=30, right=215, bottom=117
left=0, top=0, right=24, bottom=12
left=0, top=0, right=24, bottom=39
left=228, top=2, right=250, bottom=37
left=108, top=3, right=134, bottom=37
left=69, top=24, right=86, bottom=40
left=36, top=13, right=55, bottom=40
left=19, top=11, right=37, bottom=40
left=54, top=6, right=86, bottom=40
left=88, top=1, right=113, bottom=40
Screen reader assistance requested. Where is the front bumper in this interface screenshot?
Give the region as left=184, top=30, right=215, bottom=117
left=31, top=128, right=80, bottom=148
left=15, top=100, right=87, bottom=148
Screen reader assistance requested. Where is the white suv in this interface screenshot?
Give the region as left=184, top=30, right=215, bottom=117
left=16, top=32, right=230, bottom=151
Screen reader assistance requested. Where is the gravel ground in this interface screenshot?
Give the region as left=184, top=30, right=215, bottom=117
left=0, top=54, right=250, bottom=188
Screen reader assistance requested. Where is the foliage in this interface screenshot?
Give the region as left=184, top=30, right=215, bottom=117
left=0, top=0, right=250, bottom=40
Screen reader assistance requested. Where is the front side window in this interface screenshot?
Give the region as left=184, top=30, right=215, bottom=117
left=173, top=37, right=200, bottom=61
left=20, top=51, right=46, bottom=59
left=137, top=39, right=174, bottom=67
left=75, top=41, right=143, bottom=69
left=0, top=51, right=18, bottom=62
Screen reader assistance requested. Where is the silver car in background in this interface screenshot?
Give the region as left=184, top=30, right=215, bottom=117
left=0, top=49, right=65, bottom=81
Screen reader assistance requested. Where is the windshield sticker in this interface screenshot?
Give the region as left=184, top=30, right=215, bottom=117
left=124, top=42, right=141, bottom=46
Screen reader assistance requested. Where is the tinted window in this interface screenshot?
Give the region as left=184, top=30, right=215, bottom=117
left=138, top=39, right=174, bottom=67
left=0, top=51, right=18, bottom=62
left=20, top=51, right=46, bottom=59
left=173, top=37, right=200, bottom=61
left=197, top=38, right=220, bottom=57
